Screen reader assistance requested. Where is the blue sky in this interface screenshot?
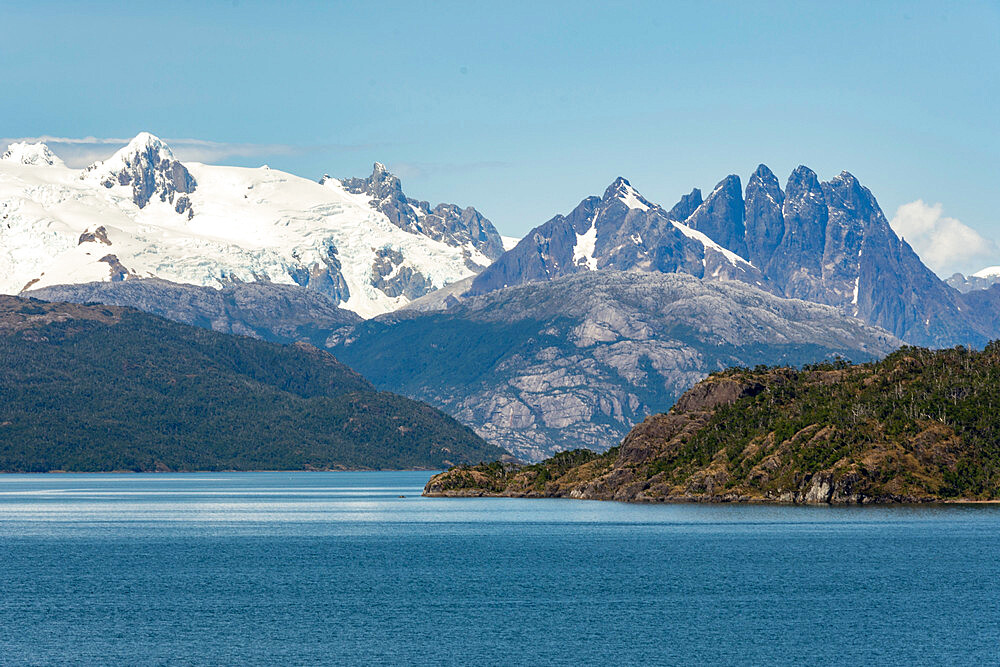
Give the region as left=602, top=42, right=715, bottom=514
left=3, top=0, right=999, bottom=274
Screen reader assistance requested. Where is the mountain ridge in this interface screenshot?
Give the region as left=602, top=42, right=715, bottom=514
left=329, top=270, right=900, bottom=460
left=0, top=295, right=503, bottom=471
left=0, top=133, right=503, bottom=317
left=457, top=164, right=991, bottom=348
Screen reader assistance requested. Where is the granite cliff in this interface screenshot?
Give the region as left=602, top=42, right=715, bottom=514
left=331, top=271, right=899, bottom=461
left=466, top=166, right=992, bottom=347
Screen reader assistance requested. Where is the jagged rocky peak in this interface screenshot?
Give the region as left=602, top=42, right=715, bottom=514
left=822, top=171, right=877, bottom=218
left=666, top=188, right=702, bottom=222
left=603, top=177, right=652, bottom=211
left=82, top=132, right=196, bottom=216
left=341, top=161, right=404, bottom=200
left=686, top=174, right=747, bottom=257
left=785, top=165, right=825, bottom=203
left=767, top=165, right=828, bottom=291
left=337, top=162, right=505, bottom=262
left=1, top=141, right=65, bottom=167
left=743, top=164, right=785, bottom=268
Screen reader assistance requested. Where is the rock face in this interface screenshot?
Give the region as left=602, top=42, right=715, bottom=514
left=768, top=166, right=828, bottom=298
left=468, top=177, right=769, bottom=297
left=27, top=278, right=361, bottom=347
left=743, top=164, right=785, bottom=269
left=424, top=344, right=1000, bottom=503
left=686, top=175, right=747, bottom=258
left=461, top=164, right=991, bottom=348
left=338, top=162, right=505, bottom=265
left=82, top=132, right=196, bottom=217
left=666, top=188, right=702, bottom=222
left=329, top=271, right=899, bottom=461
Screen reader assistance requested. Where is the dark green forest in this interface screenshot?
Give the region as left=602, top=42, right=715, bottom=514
left=0, top=298, right=503, bottom=471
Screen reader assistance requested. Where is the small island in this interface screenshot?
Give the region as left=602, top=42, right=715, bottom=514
left=425, top=344, right=1000, bottom=504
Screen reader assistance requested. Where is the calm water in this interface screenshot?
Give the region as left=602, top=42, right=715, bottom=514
left=0, top=472, right=998, bottom=665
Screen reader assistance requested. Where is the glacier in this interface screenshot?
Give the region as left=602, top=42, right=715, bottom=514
left=0, top=133, right=501, bottom=318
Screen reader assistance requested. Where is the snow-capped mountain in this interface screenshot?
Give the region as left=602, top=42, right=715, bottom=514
left=463, top=166, right=993, bottom=348
left=336, top=162, right=505, bottom=267
left=947, top=266, right=1000, bottom=293
left=469, top=177, right=769, bottom=297
left=1, top=142, right=65, bottom=167
left=0, top=133, right=503, bottom=317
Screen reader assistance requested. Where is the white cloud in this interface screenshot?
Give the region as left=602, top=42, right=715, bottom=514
left=0, top=135, right=368, bottom=168
left=890, top=200, right=1000, bottom=277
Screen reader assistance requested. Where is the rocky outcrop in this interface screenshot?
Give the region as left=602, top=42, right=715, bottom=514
left=27, top=278, right=361, bottom=347
left=78, top=226, right=112, bottom=246
left=338, top=162, right=505, bottom=263
left=370, top=247, right=434, bottom=299
left=98, top=255, right=132, bottom=282
left=330, top=271, right=899, bottom=461
left=425, top=344, right=1000, bottom=503
left=286, top=242, right=351, bottom=305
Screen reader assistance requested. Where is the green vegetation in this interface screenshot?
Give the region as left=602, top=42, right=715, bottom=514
left=679, top=344, right=1000, bottom=498
left=0, top=297, right=503, bottom=472
left=427, top=344, right=1000, bottom=502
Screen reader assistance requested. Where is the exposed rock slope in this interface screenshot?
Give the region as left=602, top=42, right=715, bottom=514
left=330, top=271, right=899, bottom=461
left=27, top=278, right=360, bottom=347
left=426, top=344, right=1000, bottom=503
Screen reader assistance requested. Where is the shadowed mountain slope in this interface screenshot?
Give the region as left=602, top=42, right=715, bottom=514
left=330, top=271, right=899, bottom=460
left=0, top=296, right=502, bottom=471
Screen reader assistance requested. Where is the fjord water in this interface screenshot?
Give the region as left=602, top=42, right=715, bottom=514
left=1, top=473, right=998, bottom=665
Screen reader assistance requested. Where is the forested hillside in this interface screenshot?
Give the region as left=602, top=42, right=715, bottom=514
left=426, top=344, right=1000, bottom=503
left=0, top=297, right=503, bottom=471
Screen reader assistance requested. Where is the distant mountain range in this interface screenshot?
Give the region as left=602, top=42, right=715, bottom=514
left=1, top=134, right=503, bottom=317
left=6, top=134, right=995, bottom=346
left=11, top=134, right=1000, bottom=461
left=470, top=166, right=993, bottom=347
